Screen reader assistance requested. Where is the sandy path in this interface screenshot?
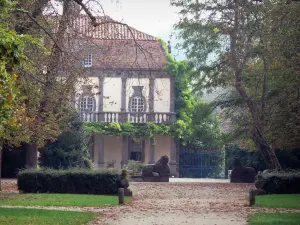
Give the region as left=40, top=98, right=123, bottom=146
left=2, top=179, right=299, bottom=225
left=89, top=182, right=254, bottom=225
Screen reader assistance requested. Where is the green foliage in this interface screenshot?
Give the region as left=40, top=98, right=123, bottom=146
left=0, top=193, right=130, bottom=207
left=17, top=168, right=122, bottom=195
left=225, top=144, right=300, bottom=173
left=225, top=144, right=266, bottom=173
left=39, top=113, right=93, bottom=169
left=172, top=0, right=300, bottom=151
left=256, top=170, right=300, bottom=194
left=162, top=39, right=223, bottom=149
left=0, top=208, right=97, bottom=225
left=161, top=40, right=194, bottom=137
left=0, top=25, right=38, bottom=142
left=186, top=101, right=223, bottom=149
left=126, top=160, right=145, bottom=175
left=85, top=121, right=180, bottom=140
left=249, top=213, right=300, bottom=225
left=255, top=194, right=300, bottom=209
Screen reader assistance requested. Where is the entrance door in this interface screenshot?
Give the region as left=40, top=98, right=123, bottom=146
left=129, top=139, right=145, bottom=162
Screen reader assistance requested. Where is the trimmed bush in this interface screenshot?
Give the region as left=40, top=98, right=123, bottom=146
left=17, top=169, right=122, bottom=195
left=256, top=170, right=300, bottom=194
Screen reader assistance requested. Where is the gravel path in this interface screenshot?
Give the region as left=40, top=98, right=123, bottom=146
left=2, top=179, right=300, bottom=225
left=89, top=182, right=254, bottom=225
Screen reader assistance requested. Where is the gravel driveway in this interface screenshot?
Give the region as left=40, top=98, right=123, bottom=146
left=92, top=181, right=254, bottom=225
left=2, top=179, right=300, bottom=225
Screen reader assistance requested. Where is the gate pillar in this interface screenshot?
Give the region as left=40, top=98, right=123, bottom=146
left=169, top=137, right=178, bottom=177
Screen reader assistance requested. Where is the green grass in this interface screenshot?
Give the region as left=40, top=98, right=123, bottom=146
left=249, top=213, right=300, bottom=225
left=0, top=193, right=131, bottom=207
left=255, top=194, right=300, bottom=209
left=0, top=208, right=97, bottom=225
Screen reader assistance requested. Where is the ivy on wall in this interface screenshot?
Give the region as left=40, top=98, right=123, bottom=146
left=85, top=121, right=188, bottom=141
left=84, top=40, right=196, bottom=141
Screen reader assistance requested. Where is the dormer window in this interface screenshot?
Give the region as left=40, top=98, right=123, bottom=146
left=83, top=54, right=92, bottom=67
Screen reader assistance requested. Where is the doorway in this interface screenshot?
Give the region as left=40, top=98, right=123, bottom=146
left=128, top=138, right=145, bottom=162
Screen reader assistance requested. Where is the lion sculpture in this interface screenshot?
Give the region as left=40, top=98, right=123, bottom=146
left=230, top=158, right=257, bottom=183
left=142, top=155, right=170, bottom=182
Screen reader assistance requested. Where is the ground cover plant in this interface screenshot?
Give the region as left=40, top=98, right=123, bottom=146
left=249, top=213, right=300, bottom=225
left=255, top=194, right=300, bottom=209
left=0, top=208, right=97, bottom=225
left=0, top=193, right=131, bottom=207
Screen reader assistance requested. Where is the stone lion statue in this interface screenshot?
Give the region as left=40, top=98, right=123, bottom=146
left=230, top=158, right=257, bottom=183
left=153, top=155, right=170, bottom=176
left=142, top=155, right=170, bottom=182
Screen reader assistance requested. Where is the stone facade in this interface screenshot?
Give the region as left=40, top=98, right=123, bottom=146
left=73, top=16, right=178, bottom=176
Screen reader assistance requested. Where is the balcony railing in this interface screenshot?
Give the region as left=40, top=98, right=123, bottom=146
left=81, top=112, right=176, bottom=124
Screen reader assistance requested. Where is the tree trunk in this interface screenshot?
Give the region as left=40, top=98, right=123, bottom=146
left=251, top=127, right=281, bottom=169
left=235, top=73, right=281, bottom=169
left=231, top=0, right=281, bottom=170
left=25, top=143, right=38, bottom=168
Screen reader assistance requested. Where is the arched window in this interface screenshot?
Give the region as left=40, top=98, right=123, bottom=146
left=130, top=96, right=145, bottom=112
left=129, top=86, right=146, bottom=113
left=79, top=95, right=96, bottom=113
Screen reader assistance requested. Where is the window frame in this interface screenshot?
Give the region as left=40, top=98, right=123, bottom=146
left=130, top=96, right=145, bottom=113
left=79, top=95, right=96, bottom=113
left=83, top=54, right=92, bottom=68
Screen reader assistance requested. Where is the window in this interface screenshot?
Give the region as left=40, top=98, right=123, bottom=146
left=130, top=96, right=145, bottom=112
left=79, top=95, right=95, bottom=112
left=83, top=54, right=92, bottom=67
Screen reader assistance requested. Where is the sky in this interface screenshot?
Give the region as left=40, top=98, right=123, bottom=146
left=96, top=0, right=185, bottom=60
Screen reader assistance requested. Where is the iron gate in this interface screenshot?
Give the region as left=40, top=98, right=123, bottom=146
left=179, top=151, right=220, bottom=178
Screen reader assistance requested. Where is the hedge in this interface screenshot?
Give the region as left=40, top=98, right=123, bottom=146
left=256, top=170, right=300, bottom=194
left=17, top=169, right=122, bottom=195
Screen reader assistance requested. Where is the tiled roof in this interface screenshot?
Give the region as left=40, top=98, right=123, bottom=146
left=88, top=39, right=167, bottom=69
left=71, top=15, right=157, bottom=41
left=67, top=15, right=168, bottom=69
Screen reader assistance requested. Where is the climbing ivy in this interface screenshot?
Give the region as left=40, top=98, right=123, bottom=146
left=84, top=40, right=195, bottom=141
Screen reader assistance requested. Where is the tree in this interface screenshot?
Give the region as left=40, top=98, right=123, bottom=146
left=39, top=113, right=92, bottom=169
left=185, top=100, right=223, bottom=150
left=0, top=0, right=118, bottom=169
left=172, top=0, right=299, bottom=169
left=212, top=1, right=300, bottom=151
left=0, top=0, right=38, bottom=190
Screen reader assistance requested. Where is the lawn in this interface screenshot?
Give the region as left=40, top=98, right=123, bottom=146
left=255, top=194, right=300, bottom=209
left=0, top=208, right=97, bottom=225
left=0, top=193, right=131, bottom=207
left=249, top=213, right=300, bottom=225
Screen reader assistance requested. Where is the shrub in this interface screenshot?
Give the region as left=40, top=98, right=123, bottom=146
left=256, top=170, right=300, bottom=194
left=39, top=113, right=93, bottom=169
left=17, top=168, right=122, bottom=195
left=125, top=160, right=145, bottom=175
left=225, top=144, right=300, bottom=174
